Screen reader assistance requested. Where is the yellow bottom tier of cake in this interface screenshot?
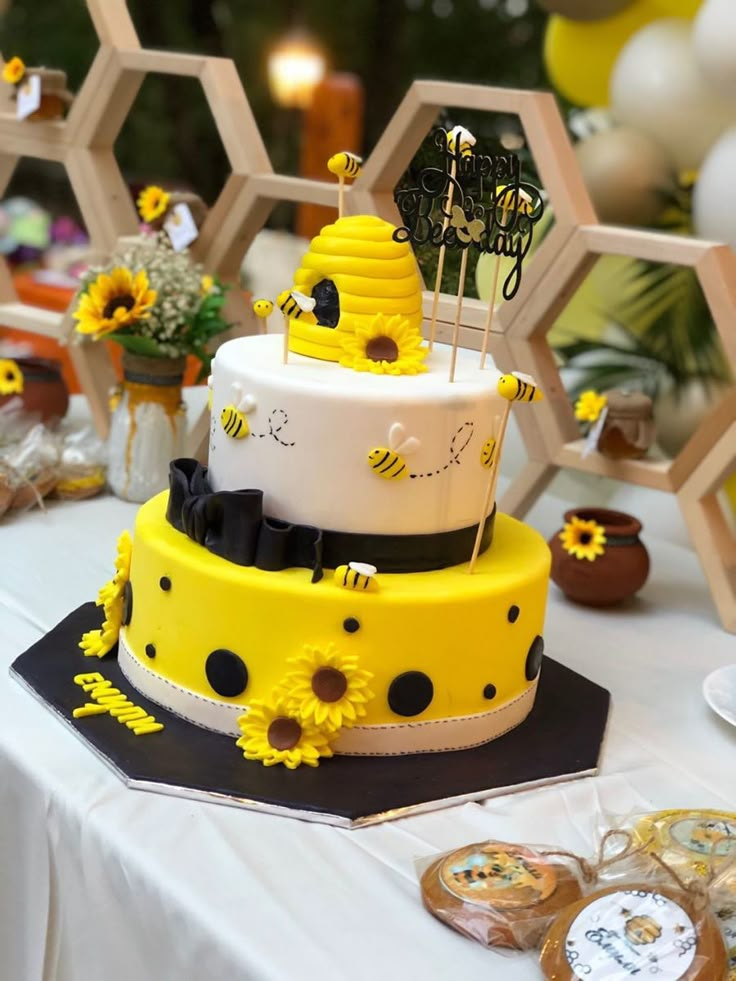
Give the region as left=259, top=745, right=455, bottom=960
left=120, top=491, right=551, bottom=756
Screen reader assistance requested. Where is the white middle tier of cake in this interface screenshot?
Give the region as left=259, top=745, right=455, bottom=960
left=208, top=334, right=504, bottom=537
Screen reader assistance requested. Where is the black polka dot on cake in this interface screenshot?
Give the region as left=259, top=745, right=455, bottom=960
left=145, top=643, right=156, bottom=659
left=525, top=635, right=544, bottom=681
left=342, top=617, right=360, bottom=634
left=507, top=604, right=520, bottom=624
left=388, top=671, right=433, bottom=717
left=159, top=576, right=172, bottom=592
left=122, top=581, right=133, bottom=626
left=483, top=683, right=497, bottom=700
left=205, top=649, right=248, bottom=697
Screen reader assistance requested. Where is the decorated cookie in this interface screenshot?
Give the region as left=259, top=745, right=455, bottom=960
left=540, top=883, right=728, bottom=980
left=634, top=810, right=736, bottom=880
left=421, top=842, right=582, bottom=949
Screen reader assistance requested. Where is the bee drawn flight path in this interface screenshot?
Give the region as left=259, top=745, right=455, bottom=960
left=367, top=421, right=474, bottom=482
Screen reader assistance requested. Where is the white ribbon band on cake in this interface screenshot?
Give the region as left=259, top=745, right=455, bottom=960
left=119, top=629, right=537, bottom=755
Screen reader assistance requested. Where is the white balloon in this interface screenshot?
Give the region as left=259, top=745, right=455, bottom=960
left=693, top=127, right=736, bottom=247
left=693, top=0, right=736, bottom=104
left=610, top=18, right=736, bottom=171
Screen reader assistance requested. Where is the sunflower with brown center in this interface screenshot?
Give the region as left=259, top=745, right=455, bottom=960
left=136, top=185, right=171, bottom=225
left=2, top=57, right=26, bottom=86
left=279, top=643, right=374, bottom=730
left=0, top=359, right=24, bottom=396
left=79, top=530, right=133, bottom=658
left=236, top=697, right=335, bottom=769
left=340, top=313, right=428, bottom=375
left=74, top=267, right=157, bottom=340
left=559, top=516, right=607, bottom=562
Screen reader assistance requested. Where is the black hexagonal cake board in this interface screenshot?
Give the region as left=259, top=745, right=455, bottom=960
left=11, top=603, right=611, bottom=828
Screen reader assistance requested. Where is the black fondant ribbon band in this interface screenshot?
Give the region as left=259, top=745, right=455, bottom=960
left=167, top=459, right=495, bottom=580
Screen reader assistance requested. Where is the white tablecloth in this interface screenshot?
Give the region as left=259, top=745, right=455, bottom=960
left=2, top=394, right=735, bottom=981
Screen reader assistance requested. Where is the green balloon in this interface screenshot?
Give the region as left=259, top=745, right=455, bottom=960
left=536, top=0, right=634, bottom=20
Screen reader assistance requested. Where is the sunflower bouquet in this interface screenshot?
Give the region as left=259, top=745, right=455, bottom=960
left=73, top=233, right=230, bottom=380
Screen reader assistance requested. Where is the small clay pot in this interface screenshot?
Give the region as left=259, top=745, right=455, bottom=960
left=0, top=357, right=69, bottom=424
left=548, top=507, right=650, bottom=607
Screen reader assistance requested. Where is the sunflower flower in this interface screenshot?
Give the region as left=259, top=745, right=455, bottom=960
left=279, top=644, right=374, bottom=731
left=200, top=274, right=215, bottom=296
left=2, top=57, right=25, bottom=86
left=340, top=313, right=428, bottom=375
left=559, top=516, right=607, bottom=562
left=74, top=267, right=157, bottom=340
left=236, top=697, right=335, bottom=769
left=137, top=185, right=171, bottom=224
left=79, top=531, right=132, bottom=658
left=0, top=359, right=23, bottom=395
left=575, top=390, right=608, bottom=424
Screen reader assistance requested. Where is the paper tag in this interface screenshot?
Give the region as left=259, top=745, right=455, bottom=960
left=16, top=74, right=41, bottom=120
left=582, top=405, right=608, bottom=459
left=164, top=203, right=198, bottom=252
left=565, top=890, right=697, bottom=980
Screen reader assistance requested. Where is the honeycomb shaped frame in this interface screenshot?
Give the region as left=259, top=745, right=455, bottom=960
left=2, top=2, right=735, bottom=630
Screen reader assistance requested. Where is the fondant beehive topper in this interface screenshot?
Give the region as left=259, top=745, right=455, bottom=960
left=282, top=215, right=424, bottom=363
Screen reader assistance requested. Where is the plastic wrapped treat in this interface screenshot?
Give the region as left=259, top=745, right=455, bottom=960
left=419, top=840, right=584, bottom=950
left=52, top=427, right=107, bottom=501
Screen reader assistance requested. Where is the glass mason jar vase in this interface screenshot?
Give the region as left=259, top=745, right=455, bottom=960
left=106, top=352, right=187, bottom=503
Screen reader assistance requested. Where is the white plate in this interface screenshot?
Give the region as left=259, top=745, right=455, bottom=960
left=703, top=664, right=736, bottom=728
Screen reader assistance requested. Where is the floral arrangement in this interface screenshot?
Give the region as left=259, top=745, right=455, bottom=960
left=574, top=389, right=607, bottom=425
left=340, top=313, right=428, bottom=376
left=2, top=56, right=26, bottom=87
left=73, top=233, right=230, bottom=380
left=559, top=515, right=607, bottom=562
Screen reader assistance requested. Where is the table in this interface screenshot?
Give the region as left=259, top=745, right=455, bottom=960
left=2, top=394, right=735, bottom=981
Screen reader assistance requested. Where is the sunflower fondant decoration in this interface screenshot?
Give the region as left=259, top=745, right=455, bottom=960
left=136, top=185, right=171, bottom=224
left=0, top=358, right=24, bottom=396
left=79, top=531, right=132, bottom=658
left=575, top=389, right=608, bottom=424
left=280, top=644, right=374, bottom=730
left=2, top=57, right=26, bottom=86
left=236, top=697, right=335, bottom=769
left=559, top=515, right=607, bottom=562
left=74, top=267, right=157, bottom=340
left=340, top=313, right=428, bottom=375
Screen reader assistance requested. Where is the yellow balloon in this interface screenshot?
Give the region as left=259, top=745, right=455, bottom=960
left=544, top=0, right=662, bottom=106
left=651, top=0, right=701, bottom=14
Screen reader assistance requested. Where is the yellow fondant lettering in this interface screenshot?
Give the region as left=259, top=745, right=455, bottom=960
left=73, top=703, right=110, bottom=718
left=71, top=671, right=164, bottom=736
left=75, top=672, right=105, bottom=686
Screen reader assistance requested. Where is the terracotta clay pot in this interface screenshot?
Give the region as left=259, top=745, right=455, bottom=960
left=0, top=357, right=69, bottom=424
left=548, top=508, right=650, bottom=607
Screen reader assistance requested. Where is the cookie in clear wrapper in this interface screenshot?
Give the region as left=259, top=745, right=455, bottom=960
left=539, top=882, right=728, bottom=980
left=420, top=841, right=583, bottom=950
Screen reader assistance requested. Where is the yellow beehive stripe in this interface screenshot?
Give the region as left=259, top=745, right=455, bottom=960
left=339, top=292, right=422, bottom=316
left=329, top=272, right=423, bottom=298
left=292, top=270, right=321, bottom=291
left=308, top=234, right=409, bottom=260
left=320, top=217, right=397, bottom=242
left=299, top=251, right=418, bottom=280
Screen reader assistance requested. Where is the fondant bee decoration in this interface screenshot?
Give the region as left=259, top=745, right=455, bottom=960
left=334, top=561, right=378, bottom=592
left=327, top=151, right=362, bottom=179
left=450, top=205, right=485, bottom=245
left=480, top=436, right=497, bottom=470
left=277, top=289, right=317, bottom=324
left=624, top=915, right=662, bottom=946
left=367, top=422, right=421, bottom=481
left=220, top=384, right=256, bottom=440
left=498, top=372, right=543, bottom=403
left=446, top=125, right=476, bottom=158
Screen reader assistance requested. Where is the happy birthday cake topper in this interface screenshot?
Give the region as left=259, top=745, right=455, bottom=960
left=393, top=127, right=544, bottom=303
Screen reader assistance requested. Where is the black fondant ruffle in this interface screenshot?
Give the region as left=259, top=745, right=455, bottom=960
left=166, top=459, right=495, bottom=580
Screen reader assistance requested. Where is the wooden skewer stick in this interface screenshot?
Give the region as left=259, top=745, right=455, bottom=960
left=447, top=245, right=469, bottom=383
left=479, top=202, right=510, bottom=371
left=338, top=175, right=345, bottom=220
left=468, top=412, right=504, bottom=574
left=428, top=157, right=458, bottom=353
left=282, top=311, right=290, bottom=365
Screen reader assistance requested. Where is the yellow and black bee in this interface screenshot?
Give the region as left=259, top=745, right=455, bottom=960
left=253, top=298, right=273, bottom=319
left=480, top=436, right=497, bottom=470
left=624, top=915, right=662, bottom=946
left=334, top=561, right=378, bottom=592
left=220, top=384, right=256, bottom=440
left=446, top=125, right=475, bottom=158
left=498, top=372, right=543, bottom=403
left=277, top=289, right=318, bottom=323
left=367, top=422, right=420, bottom=481
left=327, top=151, right=362, bottom=179
left=450, top=205, right=485, bottom=245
